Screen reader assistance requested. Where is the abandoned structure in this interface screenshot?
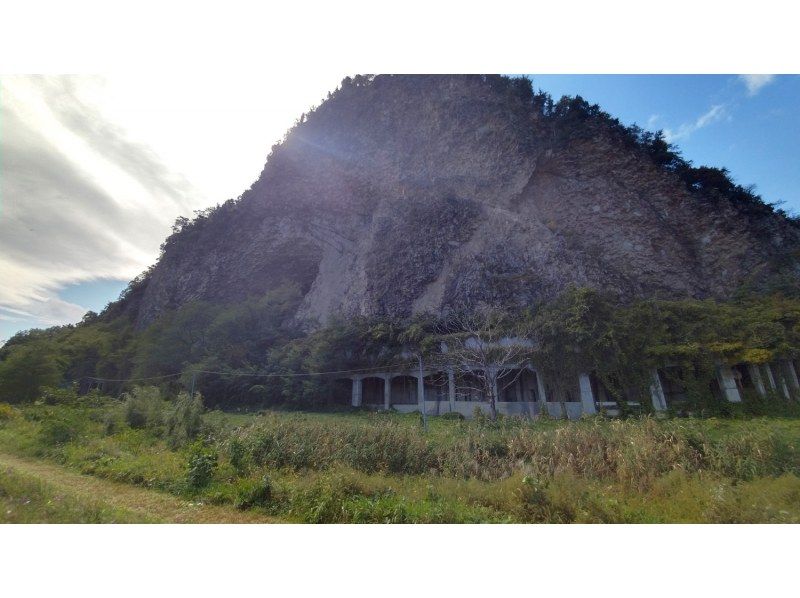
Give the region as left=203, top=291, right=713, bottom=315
left=335, top=359, right=800, bottom=419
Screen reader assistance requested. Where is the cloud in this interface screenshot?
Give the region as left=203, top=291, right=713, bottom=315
left=662, top=104, right=727, bottom=142
left=0, top=76, right=207, bottom=339
left=0, top=74, right=341, bottom=344
left=739, top=74, right=776, bottom=96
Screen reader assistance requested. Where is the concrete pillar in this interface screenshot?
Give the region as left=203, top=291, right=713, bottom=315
left=578, top=373, right=596, bottom=415
left=785, top=361, right=800, bottom=391
left=717, top=365, right=742, bottom=403
left=416, top=372, right=425, bottom=414
left=764, top=364, right=777, bottom=390
left=383, top=375, right=391, bottom=410
left=776, top=363, right=791, bottom=399
left=447, top=368, right=456, bottom=412
left=535, top=370, right=548, bottom=404
left=650, top=369, right=667, bottom=411
left=351, top=376, right=362, bottom=407
left=748, top=364, right=766, bottom=397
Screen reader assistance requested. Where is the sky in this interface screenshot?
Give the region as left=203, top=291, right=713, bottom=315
left=1, top=74, right=798, bottom=344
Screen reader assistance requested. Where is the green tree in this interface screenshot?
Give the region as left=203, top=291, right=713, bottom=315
left=0, top=340, right=64, bottom=403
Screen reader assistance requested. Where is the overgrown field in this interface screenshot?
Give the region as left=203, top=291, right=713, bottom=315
left=1, top=392, right=800, bottom=523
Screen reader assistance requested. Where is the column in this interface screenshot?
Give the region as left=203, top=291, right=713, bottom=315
left=764, top=363, right=777, bottom=390
left=416, top=372, right=425, bottom=414
left=535, top=370, right=548, bottom=418
left=748, top=364, right=766, bottom=397
left=578, top=373, right=596, bottom=415
left=383, top=375, right=391, bottom=410
left=351, top=376, right=362, bottom=407
left=447, top=368, right=456, bottom=412
left=650, top=369, right=667, bottom=411
left=776, top=363, right=791, bottom=399
left=716, top=365, right=742, bottom=403
left=535, top=370, right=548, bottom=403
left=785, top=360, right=800, bottom=391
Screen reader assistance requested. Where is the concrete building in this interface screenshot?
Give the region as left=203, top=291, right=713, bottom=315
left=335, top=358, right=800, bottom=419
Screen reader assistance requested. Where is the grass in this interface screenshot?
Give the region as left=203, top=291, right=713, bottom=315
left=0, top=452, right=277, bottom=523
left=0, top=462, right=152, bottom=523
left=1, top=400, right=799, bottom=522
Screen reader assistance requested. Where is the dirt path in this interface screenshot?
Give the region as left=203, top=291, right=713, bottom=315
left=0, top=452, right=278, bottom=523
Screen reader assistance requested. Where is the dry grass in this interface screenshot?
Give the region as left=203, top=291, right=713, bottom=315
left=3, top=404, right=800, bottom=523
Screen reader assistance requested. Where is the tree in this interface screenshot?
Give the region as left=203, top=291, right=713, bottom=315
left=436, top=310, right=533, bottom=420
left=0, top=340, right=64, bottom=403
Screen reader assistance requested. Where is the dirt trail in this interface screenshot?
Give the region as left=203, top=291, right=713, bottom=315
left=0, top=452, right=278, bottom=524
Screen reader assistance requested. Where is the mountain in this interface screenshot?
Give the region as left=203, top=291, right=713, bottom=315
left=115, top=74, right=800, bottom=330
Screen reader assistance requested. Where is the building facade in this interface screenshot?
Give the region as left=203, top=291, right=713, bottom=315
left=336, top=359, right=800, bottom=419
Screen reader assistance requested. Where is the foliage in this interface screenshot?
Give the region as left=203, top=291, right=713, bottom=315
left=0, top=403, right=18, bottom=421
left=0, top=340, right=63, bottom=403
left=39, top=419, right=78, bottom=446
left=523, top=287, right=800, bottom=412
left=186, top=441, right=218, bottom=489
left=122, top=386, right=165, bottom=430
left=233, top=474, right=273, bottom=510
left=164, top=391, right=204, bottom=447
left=434, top=309, right=534, bottom=420
left=41, top=386, right=80, bottom=406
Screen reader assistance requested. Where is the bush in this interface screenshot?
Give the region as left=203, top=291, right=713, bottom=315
left=77, top=389, right=112, bottom=408
left=164, top=392, right=204, bottom=447
left=186, top=442, right=217, bottom=489
left=39, top=419, right=77, bottom=446
left=234, top=475, right=273, bottom=510
left=228, top=436, right=249, bottom=475
left=0, top=402, right=18, bottom=421
left=121, top=386, right=165, bottom=431
left=41, top=386, right=79, bottom=405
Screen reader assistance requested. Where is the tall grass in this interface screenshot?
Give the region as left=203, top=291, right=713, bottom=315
left=227, top=414, right=799, bottom=489
left=2, top=401, right=800, bottom=522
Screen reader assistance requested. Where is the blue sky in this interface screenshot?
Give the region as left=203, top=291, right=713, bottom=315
left=1, top=74, right=798, bottom=344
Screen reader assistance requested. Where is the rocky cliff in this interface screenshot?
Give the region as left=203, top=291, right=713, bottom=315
left=118, top=75, right=800, bottom=329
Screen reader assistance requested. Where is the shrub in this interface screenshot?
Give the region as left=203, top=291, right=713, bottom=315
left=164, top=392, right=204, bottom=447
left=41, top=386, right=79, bottom=405
left=234, top=475, right=273, bottom=510
left=186, top=442, right=217, bottom=489
left=77, top=389, right=112, bottom=408
left=0, top=402, right=17, bottom=421
left=227, top=436, right=249, bottom=475
left=121, top=386, right=164, bottom=431
left=101, top=409, right=121, bottom=435
left=39, top=419, right=77, bottom=446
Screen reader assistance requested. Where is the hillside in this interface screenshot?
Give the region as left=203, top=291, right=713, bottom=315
left=113, top=74, right=800, bottom=330
left=4, top=74, right=800, bottom=409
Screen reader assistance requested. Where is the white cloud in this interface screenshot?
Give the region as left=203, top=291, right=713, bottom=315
left=739, top=74, right=776, bottom=96
left=662, top=104, right=727, bottom=142
left=0, top=74, right=342, bottom=340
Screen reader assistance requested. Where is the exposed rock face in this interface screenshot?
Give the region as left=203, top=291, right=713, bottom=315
left=126, top=75, right=800, bottom=328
